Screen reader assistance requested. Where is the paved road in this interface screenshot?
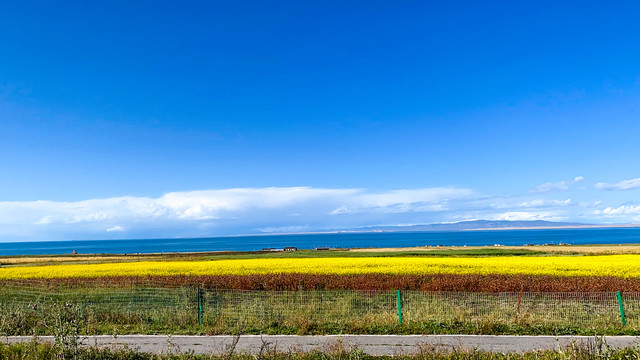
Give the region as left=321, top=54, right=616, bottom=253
left=4, top=335, right=640, bottom=355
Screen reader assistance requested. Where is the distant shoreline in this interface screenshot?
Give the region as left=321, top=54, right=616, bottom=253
left=463, top=224, right=640, bottom=231
left=329, top=223, right=640, bottom=235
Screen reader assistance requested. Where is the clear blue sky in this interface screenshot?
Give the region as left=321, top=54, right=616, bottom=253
left=1, top=1, right=640, bottom=240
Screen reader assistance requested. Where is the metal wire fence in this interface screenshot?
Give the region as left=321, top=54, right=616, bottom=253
left=206, top=290, right=636, bottom=330
left=0, top=282, right=636, bottom=334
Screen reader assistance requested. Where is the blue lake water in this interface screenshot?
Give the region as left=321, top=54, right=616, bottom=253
left=1, top=227, right=640, bottom=256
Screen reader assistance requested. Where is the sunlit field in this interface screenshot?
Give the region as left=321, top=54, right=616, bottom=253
left=2, top=254, right=639, bottom=279
left=2, top=251, right=640, bottom=336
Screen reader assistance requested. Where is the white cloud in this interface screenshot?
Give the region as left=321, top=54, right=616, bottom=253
left=257, top=225, right=311, bottom=233
left=0, top=186, right=474, bottom=240
left=1, top=184, right=637, bottom=241
left=594, top=205, right=640, bottom=216
left=530, top=176, right=584, bottom=193
left=329, top=187, right=473, bottom=215
left=460, top=196, right=580, bottom=224
left=595, top=178, right=640, bottom=191
left=492, top=211, right=555, bottom=221
left=329, top=206, right=349, bottom=215
left=358, top=188, right=472, bottom=208
left=156, top=187, right=358, bottom=218
left=517, top=199, right=572, bottom=208
left=590, top=203, right=640, bottom=223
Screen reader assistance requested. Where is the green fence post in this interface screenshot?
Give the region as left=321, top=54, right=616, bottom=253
left=616, top=291, right=626, bottom=326
left=198, top=286, right=204, bottom=326
left=397, top=290, right=402, bottom=325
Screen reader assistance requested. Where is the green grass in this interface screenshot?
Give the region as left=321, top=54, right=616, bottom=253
left=196, top=248, right=548, bottom=261
left=0, top=248, right=549, bottom=268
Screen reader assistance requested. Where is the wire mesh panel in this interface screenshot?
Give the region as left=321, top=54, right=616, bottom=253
left=205, top=290, right=397, bottom=333
left=517, top=292, right=619, bottom=328
left=402, top=291, right=519, bottom=324
left=0, top=282, right=200, bottom=334
left=618, top=292, right=640, bottom=327
left=0, top=280, right=638, bottom=335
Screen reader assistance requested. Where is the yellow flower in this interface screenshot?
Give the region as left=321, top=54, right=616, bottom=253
left=1, top=255, right=639, bottom=279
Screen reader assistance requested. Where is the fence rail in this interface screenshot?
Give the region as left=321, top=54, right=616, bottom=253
left=0, top=283, right=636, bottom=334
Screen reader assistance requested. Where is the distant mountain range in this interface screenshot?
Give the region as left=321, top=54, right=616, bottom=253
left=349, top=220, right=592, bottom=232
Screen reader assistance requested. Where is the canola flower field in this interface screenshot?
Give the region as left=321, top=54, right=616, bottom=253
left=1, top=254, right=639, bottom=279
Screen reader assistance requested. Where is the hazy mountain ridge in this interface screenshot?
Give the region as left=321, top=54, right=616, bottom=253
left=351, top=220, right=591, bottom=232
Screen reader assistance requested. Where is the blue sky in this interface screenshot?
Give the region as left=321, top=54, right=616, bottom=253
left=1, top=1, right=640, bottom=241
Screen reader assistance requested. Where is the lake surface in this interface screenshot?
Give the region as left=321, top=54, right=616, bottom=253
left=1, top=227, right=640, bottom=256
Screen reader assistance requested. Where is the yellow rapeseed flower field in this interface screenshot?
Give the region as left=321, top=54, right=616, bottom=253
left=0, top=255, right=638, bottom=279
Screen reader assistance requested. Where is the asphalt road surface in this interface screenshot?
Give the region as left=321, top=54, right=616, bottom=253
left=4, top=335, right=640, bottom=355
